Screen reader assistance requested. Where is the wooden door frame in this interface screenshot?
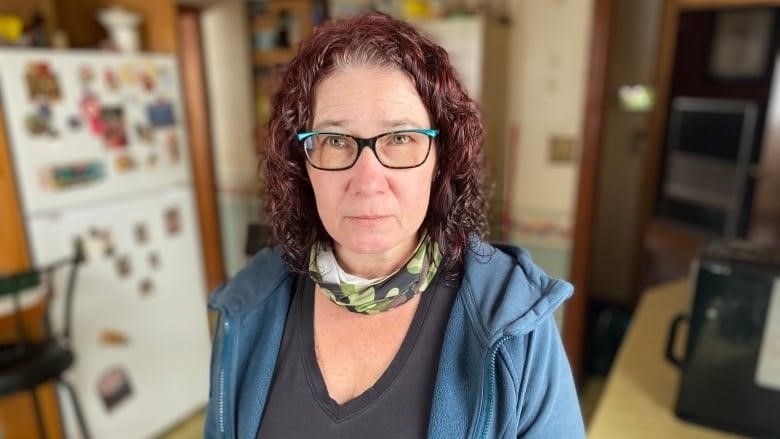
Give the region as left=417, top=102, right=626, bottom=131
left=565, top=0, right=614, bottom=384
left=177, top=5, right=226, bottom=292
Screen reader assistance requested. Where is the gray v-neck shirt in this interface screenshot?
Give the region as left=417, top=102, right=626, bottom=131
left=257, top=273, right=457, bottom=438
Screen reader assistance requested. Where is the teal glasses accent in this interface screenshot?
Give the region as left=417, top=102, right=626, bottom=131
left=296, top=129, right=439, bottom=170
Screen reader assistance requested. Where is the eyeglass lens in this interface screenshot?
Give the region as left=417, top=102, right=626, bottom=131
left=303, top=131, right=431, bottom=169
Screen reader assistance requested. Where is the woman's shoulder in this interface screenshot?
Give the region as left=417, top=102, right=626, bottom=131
left=460, top=240, right=573, bottom=340
left=207, top=246, right=294, bottom=315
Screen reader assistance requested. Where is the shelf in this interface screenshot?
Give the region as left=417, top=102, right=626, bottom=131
left=254, top=49, right=297, bottom=67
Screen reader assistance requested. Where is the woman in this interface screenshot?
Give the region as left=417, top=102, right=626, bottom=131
left=205, top=13, right=584, bottom=439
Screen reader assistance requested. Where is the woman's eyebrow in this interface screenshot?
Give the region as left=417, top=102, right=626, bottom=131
left=383, top=119, right=421, bottom=130
left=311, top=120, right=348, bottom=131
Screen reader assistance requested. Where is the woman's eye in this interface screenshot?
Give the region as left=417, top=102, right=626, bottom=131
left=391, top=134, right=410, bottom=144
left=325, top=136, right=346, bottom=147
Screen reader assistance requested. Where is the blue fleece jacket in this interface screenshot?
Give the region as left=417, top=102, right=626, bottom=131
left=204, top=241, right=585, bottom=438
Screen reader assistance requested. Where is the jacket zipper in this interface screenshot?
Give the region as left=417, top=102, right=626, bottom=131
left=475, top=335, right=513, bottom=439
left=218, top=317, right=238, bottom=438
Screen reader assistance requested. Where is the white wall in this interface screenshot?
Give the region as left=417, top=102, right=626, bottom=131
left=506, top=0, right=593, bottom=259
left=201, top=0, right=260, bottom=275
left=201, top=0, right=256, bottom=191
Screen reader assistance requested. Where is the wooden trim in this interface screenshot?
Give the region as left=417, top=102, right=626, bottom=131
left=566, top=0, right=613, bottom=384
left=0, top=106, right=30, bottom=273
left=177, top=6, right=226, bottom=291
left=0, top=107, right=65, bottom=439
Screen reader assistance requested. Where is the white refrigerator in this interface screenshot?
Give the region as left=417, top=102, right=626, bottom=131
left=0, top=49, right=211, bottom=438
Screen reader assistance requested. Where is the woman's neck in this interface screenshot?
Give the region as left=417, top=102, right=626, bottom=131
left=333, top=239, right=418, bottom=279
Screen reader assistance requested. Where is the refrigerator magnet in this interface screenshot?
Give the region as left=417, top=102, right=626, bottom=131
left=25, top=62, right=61, bottom=101
left=43, top=161, right=105, bottom=189
left=119, top=63, right=136, bottom=87
left=139, top=278, right=154, bottom=296
left=147, top=99, right=175, bottom=127
left=116, top=255, right=132, bottom=278
left=97, top=366, right=134, bottom=411
left=115, top=155, right=137, bottom=172
left=79, top=65, right=95, bottom=85
left=139, top=70, right=155, bottom=92
left=68, top=114, right=82, bottom=131
left=135, top=123, right=154, bottom=143
left=80, top=92, right=105, bottom=135
left=99, top=328, right=130, bottom=347
left=148, top=252, right=161, bottom=270
left=101, top=107, right=127, bottom=148
left=134, top=223, right=149, bottom=245
left=25, top=112, right=55, bottom=137
left=164, top=207, right=181, bottom=236
left=85, top=227, right=115, bottom=260
left=166, top=133, right=180, bottom=163
left=104, top=68, right=120, bottom=92
left=84, top=229, right=106, bottom=261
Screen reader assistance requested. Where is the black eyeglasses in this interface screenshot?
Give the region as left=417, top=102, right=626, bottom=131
left=296, top=129, right=439, bottom=171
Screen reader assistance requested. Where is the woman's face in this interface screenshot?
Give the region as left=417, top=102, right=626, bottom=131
left=307, top=66, right=437, bottom=269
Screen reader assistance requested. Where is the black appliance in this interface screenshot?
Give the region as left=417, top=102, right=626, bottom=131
left=666, top=241, right=780, bottom=437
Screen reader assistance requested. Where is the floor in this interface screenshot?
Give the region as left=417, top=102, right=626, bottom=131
left=158, top=410, right=205, bottom=439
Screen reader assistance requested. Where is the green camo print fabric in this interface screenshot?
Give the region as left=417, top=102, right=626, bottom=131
left=308, top=234, right=443, bottom=314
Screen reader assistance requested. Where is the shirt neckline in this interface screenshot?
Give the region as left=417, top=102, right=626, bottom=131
left=298, top=274, right=440, bottom=422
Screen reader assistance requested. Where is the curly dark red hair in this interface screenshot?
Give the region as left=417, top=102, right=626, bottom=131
left=263, top=12, right=487, bottom=273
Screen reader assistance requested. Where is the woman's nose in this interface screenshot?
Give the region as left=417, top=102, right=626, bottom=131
left=349, top=146, right=387, bottom=193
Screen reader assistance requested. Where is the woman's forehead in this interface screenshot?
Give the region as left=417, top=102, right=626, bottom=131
left=312, top=66, right=430, bottom=130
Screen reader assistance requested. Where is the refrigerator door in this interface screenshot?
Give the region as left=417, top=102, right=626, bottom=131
left=28, top=186, right=210, bottom=438
left=0, top=49, right=192, bottom=216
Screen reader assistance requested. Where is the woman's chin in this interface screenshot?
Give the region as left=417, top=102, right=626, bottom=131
left=335, top=233, right=415, bottom=259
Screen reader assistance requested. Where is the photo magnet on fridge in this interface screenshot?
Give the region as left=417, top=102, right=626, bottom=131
left=139, top=278, right=155, bottom=296
left=25, top=62, right=61, bottom=101
left=135, top=123, right=154, bottom=143
left=167, top=132, right=180, bottom=163
left=116, top=255, right=132, bottom=278
left=164, top=207, right=181, bottom=236
left=134, top=223, right=149, bottom=245
left=101, top=106, right=127, bottom=148
left=147, top=100, right=175, bottom=127
left=104, top=68, right=120, bottom=92
left=97, top=366, right=133, bottom=411
left=139, top=70, right=155, bottom=92
left=80, top=92, right=104, bottom=136
left=25, top=109, right=57, bottom=137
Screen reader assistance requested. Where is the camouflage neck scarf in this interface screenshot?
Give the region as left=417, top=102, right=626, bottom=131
left=308, top=234, right=443, bottom=315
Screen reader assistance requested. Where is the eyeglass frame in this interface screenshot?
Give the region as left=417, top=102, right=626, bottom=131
left=296, top=128, right=439, bottom=171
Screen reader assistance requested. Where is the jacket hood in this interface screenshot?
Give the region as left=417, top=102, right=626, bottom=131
left=208, top=240, right=573, bottom=342
left=461, top=240, right=573, bottom=345
left=208, top=246, right=292, bottom=316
